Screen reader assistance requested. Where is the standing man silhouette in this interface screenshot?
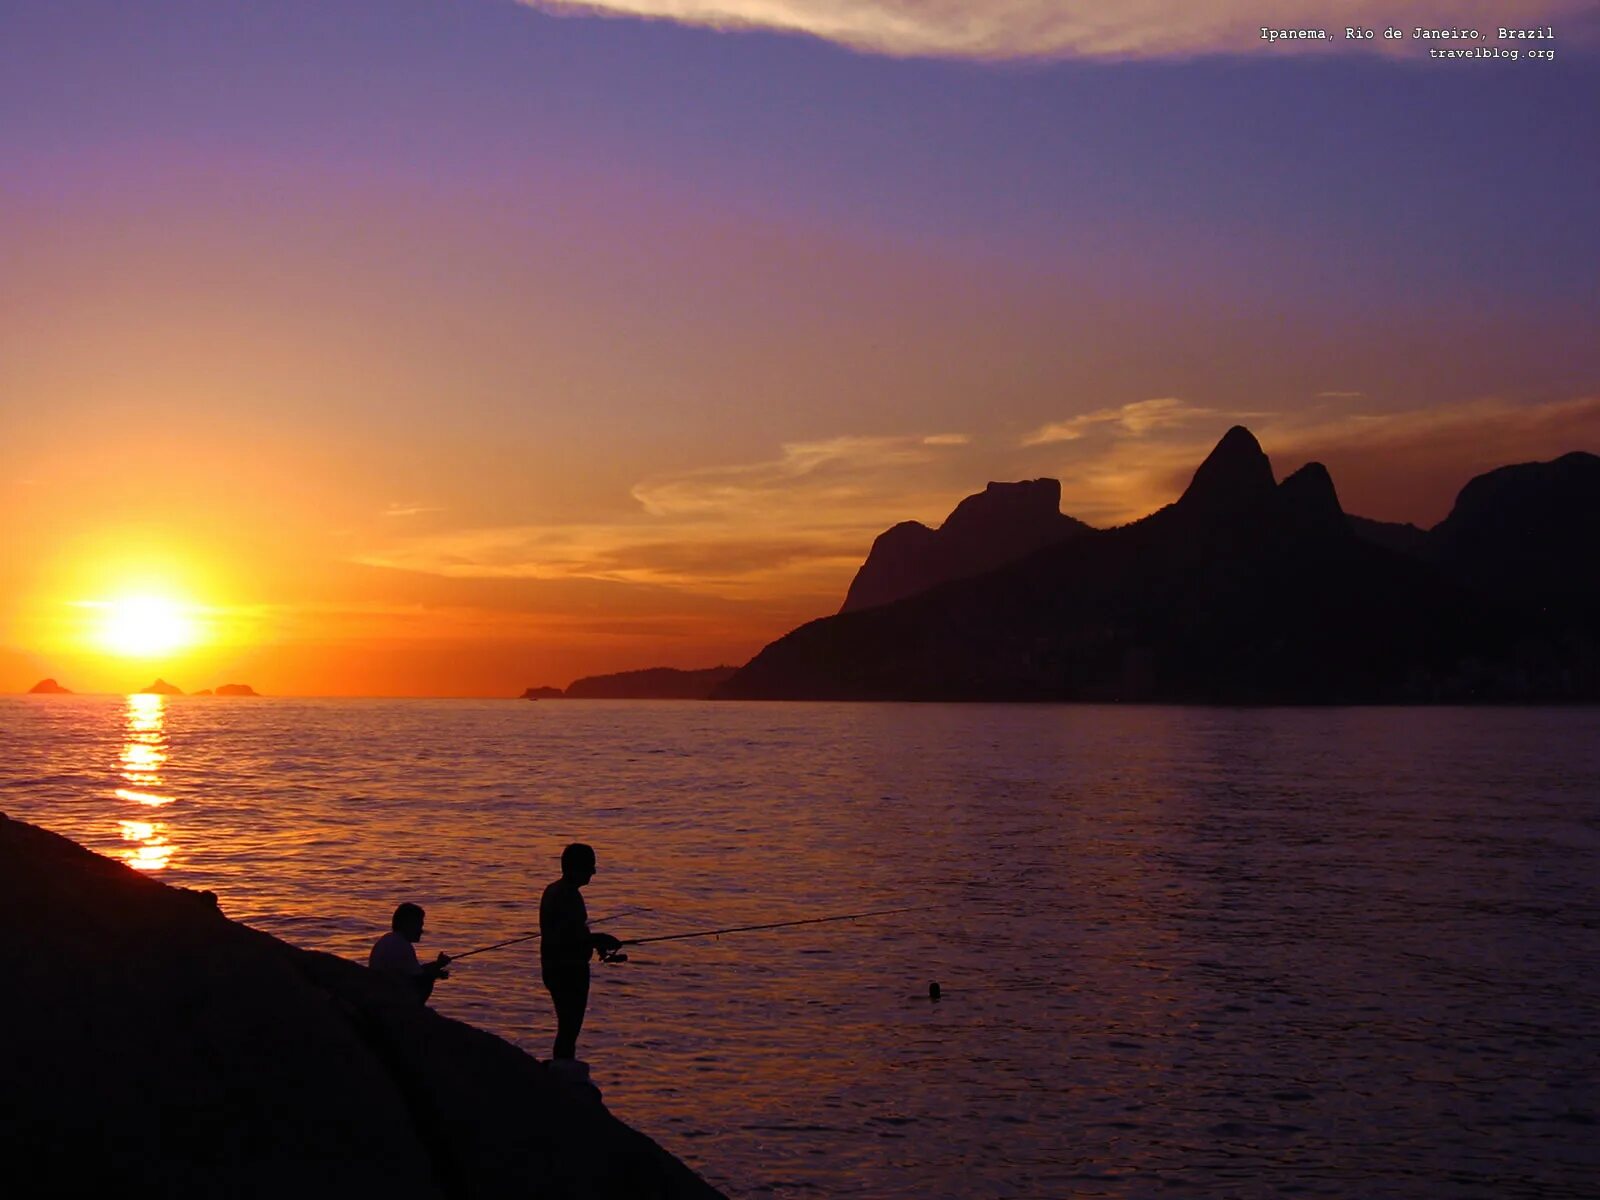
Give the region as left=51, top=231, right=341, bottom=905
left=539, top=843, right=622, bottom=1061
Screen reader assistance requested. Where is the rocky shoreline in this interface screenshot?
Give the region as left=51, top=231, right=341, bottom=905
left=0, top=813, right=725, bottom=1198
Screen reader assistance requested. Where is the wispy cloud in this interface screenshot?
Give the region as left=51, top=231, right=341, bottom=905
left=521, top=1, right=1587, bottom=60
left=382, top=502, right=446, bottom=518
left=1022, top=397, right=1218, bottom=447
left=355, top=431, right=974, bottom=601
left=633, top=432, right=969, bottom=519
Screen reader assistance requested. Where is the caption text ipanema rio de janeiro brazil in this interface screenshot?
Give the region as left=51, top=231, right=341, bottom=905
left=2, top=2, right=1596, bottom=1197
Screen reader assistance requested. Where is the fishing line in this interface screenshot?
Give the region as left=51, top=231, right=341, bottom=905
left=616, top=903, right=937, bottom=949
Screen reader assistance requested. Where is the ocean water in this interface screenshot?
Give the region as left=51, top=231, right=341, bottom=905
left=2, top=695, right=1597, bottom=1198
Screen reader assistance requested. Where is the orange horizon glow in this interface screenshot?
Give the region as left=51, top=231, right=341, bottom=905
left=5, top=394, right=1599, bottom=699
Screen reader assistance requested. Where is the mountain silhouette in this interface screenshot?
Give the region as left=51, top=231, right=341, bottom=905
left=841, top=479, right=1088, bottom=613
left=135, top=679, right=184, bottom=696
left=27, top=678, right=72, bottom=694
left=1428, top=451, right=1600, bottom=620
left=718, top=429, right=1596, bottom=703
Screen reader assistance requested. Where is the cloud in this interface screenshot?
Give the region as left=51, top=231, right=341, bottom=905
left=1022, top=397, right=1217, bottom=447
left=382, top=502, right=445, bottom=518
left=632, top=432, right=969, bottom=519
left=520, top=1, right=1589, bottom=61
left=355, top=431, right=974, bottom=601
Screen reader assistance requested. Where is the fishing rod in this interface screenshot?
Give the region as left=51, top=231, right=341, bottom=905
left=448, top=908, right=644, bottom=963
left=602, top=903, right=934, bottom=961
left=448, top=931, right=538, bottom=962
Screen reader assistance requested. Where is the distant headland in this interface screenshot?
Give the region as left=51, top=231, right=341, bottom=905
left=27, top=678, right=73, bottom=694
left=521, top=666, right=739, bottom=701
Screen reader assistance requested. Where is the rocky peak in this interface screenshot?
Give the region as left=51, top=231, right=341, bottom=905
left=1277, top=461, right=1346, bottom=533
left=941, top=479, right=1064, bottom=537
left=841, top=479, right=1086, bottom=613
left=1176, top=426, right=1277, bottom=520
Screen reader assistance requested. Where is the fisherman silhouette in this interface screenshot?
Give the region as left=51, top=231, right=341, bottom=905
left=368, top=902, right=451, bottom=1003
left=540, top=843, right=622, bottom=1062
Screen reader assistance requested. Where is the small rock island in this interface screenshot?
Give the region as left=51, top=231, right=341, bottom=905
left=27, top=678, right=73, bottom=694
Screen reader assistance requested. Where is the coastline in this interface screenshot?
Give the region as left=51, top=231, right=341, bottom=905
left=0, top=812, right=725, bottom=1199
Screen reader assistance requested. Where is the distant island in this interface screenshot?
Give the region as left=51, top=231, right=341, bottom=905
left=130, top=681, right=258, bottom=697
left=520, top=666, right=739, bottom=700
left=27, top=678, right=73, bottom=695
left=716, top=428, right=1600, bottom=704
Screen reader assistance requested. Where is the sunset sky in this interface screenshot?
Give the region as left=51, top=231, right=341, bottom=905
left=3, top=0, right=1597, bottom=696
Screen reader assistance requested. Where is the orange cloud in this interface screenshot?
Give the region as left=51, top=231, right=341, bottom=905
left=1021, top=397, right=1227, bottom=447
left=354, top=432, right=975, bottom=601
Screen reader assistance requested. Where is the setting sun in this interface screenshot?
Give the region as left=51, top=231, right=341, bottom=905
left=95, top=596, right=200, bottom=659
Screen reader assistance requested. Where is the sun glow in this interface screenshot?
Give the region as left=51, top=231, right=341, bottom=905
left=95, top=595, right=200, bottom=659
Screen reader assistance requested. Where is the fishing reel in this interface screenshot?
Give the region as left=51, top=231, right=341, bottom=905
left=599, top=947, right=629, bottom=964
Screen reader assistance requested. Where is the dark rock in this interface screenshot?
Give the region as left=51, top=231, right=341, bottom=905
left=0, top=816, right=724, bottom=1198
left=841, top=479, right=1088, bottom=613
left=27, top=678, right=72, bottom=694
left=1429, top=451, right=1600, bottom=622
left=1348, top=515, right=1429, bottom=556
left=1171, top=425, right=1277, bottom=523
left=520, top=686, right=565, bottom=700
left=564, top=667, right=738, bottom=700
left=1277, top=462, right=1345, bottom=535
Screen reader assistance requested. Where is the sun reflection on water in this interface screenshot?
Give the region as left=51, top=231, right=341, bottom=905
left=116, top=694, right=176, bottom=870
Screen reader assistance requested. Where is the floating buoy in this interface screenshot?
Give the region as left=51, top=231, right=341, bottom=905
left=928, top=981, right=941, bottom=1001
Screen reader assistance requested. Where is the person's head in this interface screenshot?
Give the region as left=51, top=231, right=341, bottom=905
left=560, top=842, right=596, bottom=886
left=392, top=902, right=425, bottom=942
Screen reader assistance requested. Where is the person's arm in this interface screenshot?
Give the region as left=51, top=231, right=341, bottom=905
left=416, top=952, right=451, bottom=1001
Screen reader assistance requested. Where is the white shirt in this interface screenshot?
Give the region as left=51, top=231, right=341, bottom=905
left=368, top=930, right=421, bottom=975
